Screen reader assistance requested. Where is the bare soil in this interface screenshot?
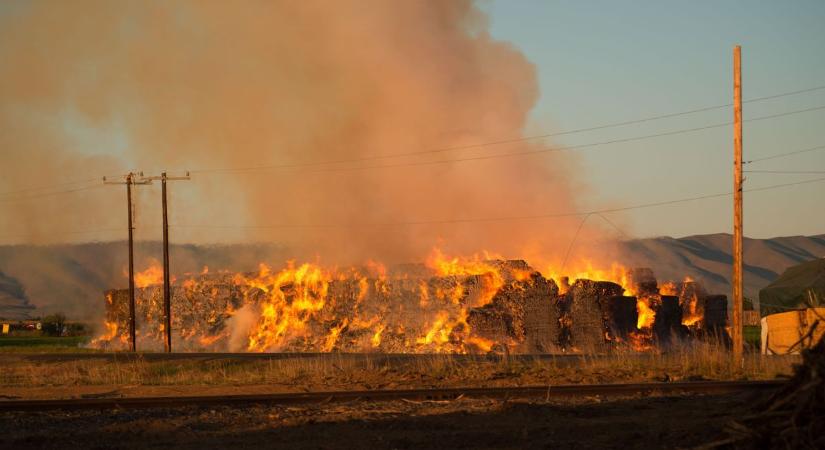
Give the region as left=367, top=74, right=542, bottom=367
left=0, top=392, right=753, bottom=449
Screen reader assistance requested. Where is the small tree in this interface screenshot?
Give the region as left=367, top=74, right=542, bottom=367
left=41, top=312, right=66, bottom=337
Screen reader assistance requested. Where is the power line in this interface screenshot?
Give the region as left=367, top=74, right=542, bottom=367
left=6, top=175, right=822, bottom=241
left=595, top=213, right=630, bottom=239
left=2, top=83, right=823, bottom=196
left=0, top=178, right=99, bottom=198
left=744, top=144, right=825, bottom=164
left=192, top=104, right=825, bottom=176
left=0, top=227, right=124, bottom=241
left=169, top=176, right=825, bottom=230
left=0, top=173, right=129, bottom=199
left=744, top=169, right=825, bottom=174
left=189, top=88, right=825, bottom=175
left=0, top=184, right=105, bottom=203
left=559, top=213, right=592, bottom=274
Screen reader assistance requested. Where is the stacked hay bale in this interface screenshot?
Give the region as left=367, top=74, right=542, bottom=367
left=565, top=280, right=624, bottom=352
left=652, top=295, right=684, bottom=345
left=605, top=295, right=638, bottom=341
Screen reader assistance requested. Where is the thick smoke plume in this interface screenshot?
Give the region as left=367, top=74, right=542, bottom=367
left=0, top=1, right=616, bottom=270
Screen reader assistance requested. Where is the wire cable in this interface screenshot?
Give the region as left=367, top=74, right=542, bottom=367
left=0, top=184, right=105, bottom=203
left=744, top=170, right=825, bottom=174
left=192, top=104, right=825, bottom=176
left=169, top=176, right=825, bottom=230
left=0, top=178, right=100, bottom=198
left=744, top=144, right=825, bottom=164
left=3, top=83, right=823, bottom=195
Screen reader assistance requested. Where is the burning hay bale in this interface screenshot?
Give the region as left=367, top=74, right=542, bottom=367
left=94, top=258, right=731, bottom=354
left=652, top=295, right=684, bottom=345
left=468, top=269, right=562, bottom=353
left=627, top=267, right=658, bottom=296
left=97, top=259, right=562, bottom=354
left=564, top=280, right=624, bottom=352
left=605, top=295, right=638, bottom=340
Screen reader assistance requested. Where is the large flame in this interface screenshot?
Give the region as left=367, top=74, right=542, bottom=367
left=132, top=263, right=168, bottom=288
left=94, top=250, right=707, bottom=354
left=115, top=249, right=512, bottom=353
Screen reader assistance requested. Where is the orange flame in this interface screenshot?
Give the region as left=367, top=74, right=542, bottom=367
left=133, top=263, right=171, bottom=288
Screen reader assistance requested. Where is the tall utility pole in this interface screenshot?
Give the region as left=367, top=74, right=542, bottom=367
left=104, top=172, right=151, bottom=352
left=732, top=45, right=744, bottom=363
left=144, top=172, right=190, bottom=353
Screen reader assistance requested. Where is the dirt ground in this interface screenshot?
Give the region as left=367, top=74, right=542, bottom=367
left=0, top=392, right=754, bottom=449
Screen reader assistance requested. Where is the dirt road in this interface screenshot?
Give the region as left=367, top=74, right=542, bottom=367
left=0, top=392, right=750, bottom=449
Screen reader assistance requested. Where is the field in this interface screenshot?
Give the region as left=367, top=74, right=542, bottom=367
left=0, top=336, right=798, bottom=448
left=0, top=392, right=760, bottom=449
left=0, top=341, right=796, bottom=399
left=0, top=336, right=90, bottom=351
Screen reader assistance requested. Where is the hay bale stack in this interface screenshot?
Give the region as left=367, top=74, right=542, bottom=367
left=672, top=280, right=707, bottom=326
left=652, top=295, right=683, bottom=344
left=521, top=273, right=561, bottom=353
left=605, top=295, right=638, bottom=340
left=701, top=294, right=727, bottom=331
left=627, top=267, right=658, bottom=296
left=468, top=264, right=561, bottom=352
left=566, top=280, right=624, bottom=352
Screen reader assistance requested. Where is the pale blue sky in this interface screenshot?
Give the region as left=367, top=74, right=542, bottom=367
left=482, top=0, right=825, bottom=238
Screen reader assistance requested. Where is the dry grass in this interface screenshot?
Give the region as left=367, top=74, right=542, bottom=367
left=0, top=342, right=798, bottom=389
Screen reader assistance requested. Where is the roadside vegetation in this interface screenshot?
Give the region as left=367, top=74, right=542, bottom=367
left=0, top=341, right=797, bottom=390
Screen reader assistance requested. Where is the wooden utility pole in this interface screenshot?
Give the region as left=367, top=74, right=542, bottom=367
left=732, top=45, right=744, bottom=363
left=104, top=172, right=151, bottom=352
left=144, top=172, right=189, bottom=353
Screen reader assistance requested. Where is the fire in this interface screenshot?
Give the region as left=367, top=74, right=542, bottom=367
left=542, top=260, right=634, bottom=296
left=636, top=297, right=656, bottom=329
left=133, top=263, right=172, bottom=288
left=239, top=262, right=331, bottom=352
left=426, top=248, right=504, bottom=307
left=661, top=276, right=704, bottom=327
left=92, top=248, right=711, bottom=354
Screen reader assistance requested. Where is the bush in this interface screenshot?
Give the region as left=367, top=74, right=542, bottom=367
left=41, top=313, right=67, bottom=337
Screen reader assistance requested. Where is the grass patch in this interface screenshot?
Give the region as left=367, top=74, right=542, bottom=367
left=0, top=336, right=89, bottom=349
left=744, top=326, right=761, bottom=348
left=0, top=343, right=799, bottom=389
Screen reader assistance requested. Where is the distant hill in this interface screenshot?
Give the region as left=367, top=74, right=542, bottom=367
left=0, top=271, right=35, bottom=320
left=611, top=233, right=825, bottom=303
left=0, top=234, right=822, bottom=321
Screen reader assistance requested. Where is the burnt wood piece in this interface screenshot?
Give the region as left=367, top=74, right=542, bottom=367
left=606, top=295, right=638, bottom=340
left=653, top=295, right=684, bottom=345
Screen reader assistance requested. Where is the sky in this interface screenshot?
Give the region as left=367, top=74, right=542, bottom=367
left=1, top=0, right=823, bottom=249
left=482, top=0, right=825, bottom=238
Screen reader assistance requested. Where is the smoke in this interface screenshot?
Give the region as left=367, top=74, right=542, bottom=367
left=0, top=1, right=618, bottom=268
left=226, top=304, right=258, bottom=353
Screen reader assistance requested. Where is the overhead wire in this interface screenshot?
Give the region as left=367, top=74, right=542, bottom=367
left=188, top=87, right=825, bottom=174
left=168, top=176, right=825, bottom=231
left=5, top=174, right=819, bottom=242
left=0, top=178, right=99, bottom=198
left=744, top=144, right=825, bottom=164
left=744, top=169, right=825, bottom=174
left=2, top=83, right=824, bottom=195
left=0, top=184, right=106, bottom=203
left=191, top=104, right=825, bottom=176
